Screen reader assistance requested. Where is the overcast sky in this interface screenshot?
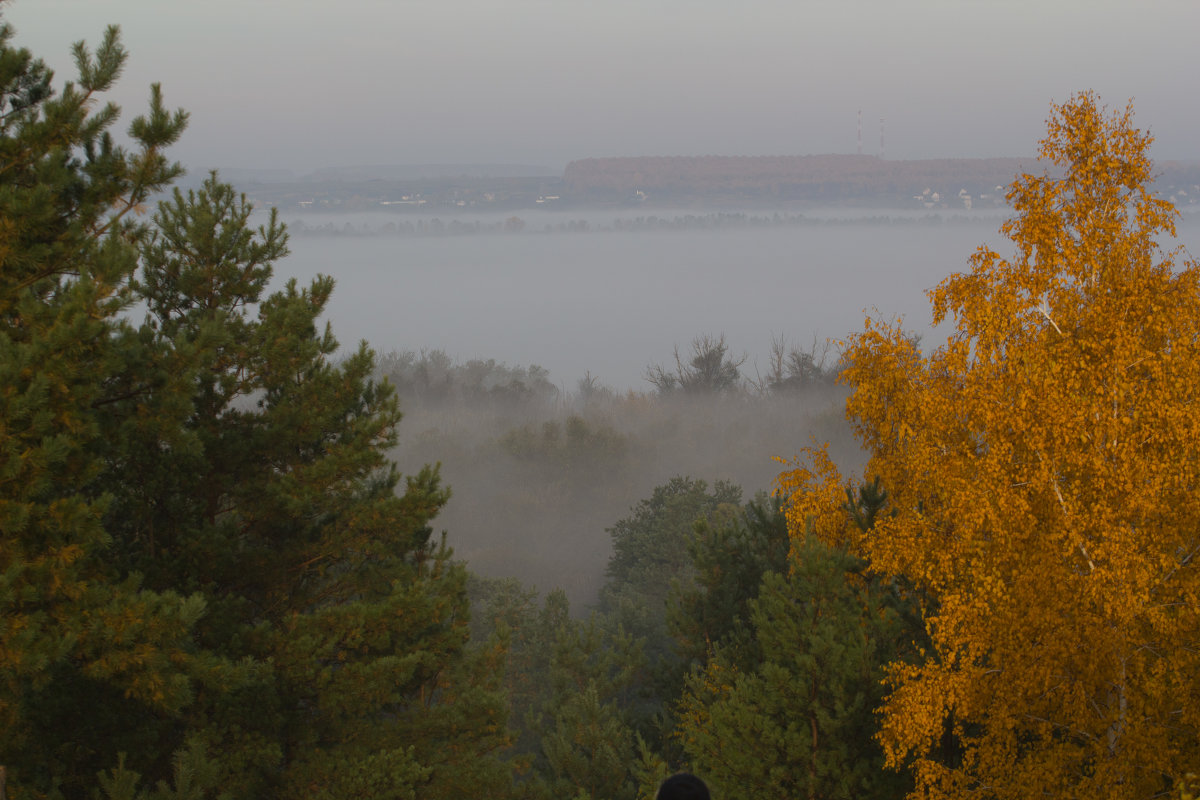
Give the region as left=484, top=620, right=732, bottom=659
left=6, top=0, right=1198, bottom=174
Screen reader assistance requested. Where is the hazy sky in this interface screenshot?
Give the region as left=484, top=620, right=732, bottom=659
left=6, top=0, right=1198, bottom=174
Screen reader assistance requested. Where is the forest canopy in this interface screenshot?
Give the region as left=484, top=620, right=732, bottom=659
left=2, top=10, right=1198, bottom=800
left=0, top=20, right=509, bottom=799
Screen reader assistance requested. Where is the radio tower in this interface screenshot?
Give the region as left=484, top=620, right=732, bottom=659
left=879, top=117, right=886, bottom=159
left=857, top=109, right=862, bottom=155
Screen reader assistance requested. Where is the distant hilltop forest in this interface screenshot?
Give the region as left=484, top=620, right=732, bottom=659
left=232, top=155, right=1200, bottom=213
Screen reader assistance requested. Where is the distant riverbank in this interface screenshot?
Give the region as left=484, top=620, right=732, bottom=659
left=282, top=208, right=1012, bottom=238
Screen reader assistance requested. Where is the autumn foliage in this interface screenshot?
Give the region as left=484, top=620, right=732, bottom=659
left=779, top=93, right=1200, bottom=798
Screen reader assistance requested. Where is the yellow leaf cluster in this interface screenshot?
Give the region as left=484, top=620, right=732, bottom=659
left=779, top=92, right=1200, bottom=799
left=776, top=447, right=861, bottom=555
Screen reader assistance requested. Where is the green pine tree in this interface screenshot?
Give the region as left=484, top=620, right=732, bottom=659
left=106, top=173, right=513, bottom=799
left=0, top=17, right=513, bottom=797
left=676, top=534, right=916, bottom=800
left=667, top=492, right=791, bottom=672
left=600, top=477, right=742, bottom=658
left=527, top=603, right=642, bottom=800
left=0, top=20, right=201, bottom=796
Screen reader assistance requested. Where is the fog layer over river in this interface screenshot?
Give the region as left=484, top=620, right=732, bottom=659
left=272, top=209, right=1198, bottom=391
left=272, top=210, right=1016, bottom=391
left=263, top=209, right=1200, bottom=606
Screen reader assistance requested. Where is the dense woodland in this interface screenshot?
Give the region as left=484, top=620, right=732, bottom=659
left=2, top=16, right=1199, bottom=800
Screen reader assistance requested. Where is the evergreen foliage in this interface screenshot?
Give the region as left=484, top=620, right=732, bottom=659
left=0, top=20, right=510, bottom=799
left=530, top=614, right=641, bottom=800
left=676, top=534, right=914, bottom=800
left=597, top=477, right=742, bottom=750
left=20, top=14, right=1196, bottom=800
left=0, top=20, right=197, bottom=796
left=601, top=476, right=743, bottom=646
left=121, top=173, right=510, bottom=800
left=667, top=493, right=791, bottom=672
left=471, top=581, right=643, bottom=800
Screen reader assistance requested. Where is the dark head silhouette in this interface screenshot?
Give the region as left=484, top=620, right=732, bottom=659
left=656, top=773, right=710, bottom=800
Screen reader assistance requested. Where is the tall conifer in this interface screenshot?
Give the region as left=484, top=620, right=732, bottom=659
left=1, top=18, right=511, bottom=798
left=0, top=20, right=199, bottom=794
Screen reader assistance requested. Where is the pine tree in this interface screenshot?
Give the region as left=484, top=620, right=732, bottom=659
left=526, top=603, right=642, bottom=800
left=0, top=20, right=199, bottom=795
left=105, top=173, right=512, bottom=799
left=600, top=476, right=743, bottom=655
left=676, top=535, right=914, bottom=800
left=598, top=477, right=742, bottom=756
left=0, top=17, right=513, bottom=797
left=667, top=493, right=791, bottom=672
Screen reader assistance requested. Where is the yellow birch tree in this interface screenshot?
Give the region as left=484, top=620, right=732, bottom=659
left=780, top=92, right=1200, bottom=799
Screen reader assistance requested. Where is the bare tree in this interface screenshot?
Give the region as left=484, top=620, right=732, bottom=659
left=749, top=333, right=838, bottom=395
left=645, top=334, right=747, bottom=395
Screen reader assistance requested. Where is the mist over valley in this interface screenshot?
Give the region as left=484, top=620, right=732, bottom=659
left=274, top=209, right=1017, bottom=393
left=12, top=1, right=1200, bottom=793
left=265, top=208, right=1200, bottom=607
